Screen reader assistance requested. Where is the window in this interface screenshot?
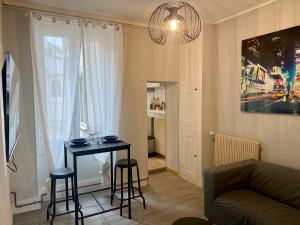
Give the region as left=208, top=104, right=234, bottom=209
left=44, top=36, right=89, bottom=136
left=43, top=36, right=64, bottom=128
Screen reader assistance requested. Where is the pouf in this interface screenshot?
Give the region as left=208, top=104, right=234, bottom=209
left=172, top=217, right=211, bottom=225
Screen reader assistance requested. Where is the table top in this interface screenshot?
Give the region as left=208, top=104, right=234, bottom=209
left=64, top=139, right=130, bottom=156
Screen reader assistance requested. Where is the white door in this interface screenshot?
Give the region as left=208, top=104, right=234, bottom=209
left=179, top=38, right=202, bottom=186
left=179, top=87, right=202, bottom=186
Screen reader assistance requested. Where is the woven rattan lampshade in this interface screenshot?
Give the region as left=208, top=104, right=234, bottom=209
left=148, top=1, right=202, bottom=45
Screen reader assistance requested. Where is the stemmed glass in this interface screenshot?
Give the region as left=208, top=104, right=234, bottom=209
left=89, top=130, right=98, bottom=143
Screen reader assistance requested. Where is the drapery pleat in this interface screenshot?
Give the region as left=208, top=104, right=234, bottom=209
left=83, top=24, right=124, bottom=185
left=30, top=13, right=81, bottom=173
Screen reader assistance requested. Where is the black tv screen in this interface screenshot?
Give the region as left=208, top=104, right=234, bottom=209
left=2, top=53, right=20, bottom=162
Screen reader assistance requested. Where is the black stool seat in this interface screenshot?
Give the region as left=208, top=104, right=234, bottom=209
left=115, top=158, right=137, bottom=168
left=50, top=167, right=74, bottom=179
left=172, top=217, right=211, bottom=225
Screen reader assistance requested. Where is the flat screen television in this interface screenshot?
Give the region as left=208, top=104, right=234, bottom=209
left=2, top=53, right=20, bottom=162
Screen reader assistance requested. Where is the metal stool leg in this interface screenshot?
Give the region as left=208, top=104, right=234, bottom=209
left=47, top=177, right=54, bottom=221
left=112, top=164, right=117, bottom=205
left=120, top=167, right=124, bottom=216
left=136, top=164, right=146, bottom=209
left=71, top=176, right=75, bottom=202
left=50, top=178, right=56, bottom=225
left=113, top=165, right=117, bottom=194
left=79, top=210, right=84, bottom=225
left=71, top=176, right=84, bottom=225
left=65, top=178, right=69, bottom=211
left=131, top=167, right=135, bottom=198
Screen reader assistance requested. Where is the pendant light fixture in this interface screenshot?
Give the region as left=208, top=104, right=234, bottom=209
left=148, top=1, right=202, bottom=45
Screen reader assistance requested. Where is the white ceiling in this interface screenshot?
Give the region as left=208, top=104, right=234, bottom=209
left=7, top=0, right=276, bottom=24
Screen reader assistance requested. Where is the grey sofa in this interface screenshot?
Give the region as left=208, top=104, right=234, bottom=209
left=204, top=160, right=300, bottom=225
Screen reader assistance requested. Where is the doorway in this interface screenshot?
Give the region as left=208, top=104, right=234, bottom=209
left=146, top=82, right=179, bottom=174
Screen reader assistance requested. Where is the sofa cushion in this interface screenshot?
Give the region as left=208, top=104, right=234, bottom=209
left=250, top=161, right=300, bottom=209
left=214, top=189, right=300, bottom=225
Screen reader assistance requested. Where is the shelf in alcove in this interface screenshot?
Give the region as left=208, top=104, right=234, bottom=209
left=147, top=110, right=166, bottom=119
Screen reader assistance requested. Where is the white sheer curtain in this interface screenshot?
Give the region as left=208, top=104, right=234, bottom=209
left=30, top=13, right=81, bottom=172
left=83, top=24, right=124, bottom=184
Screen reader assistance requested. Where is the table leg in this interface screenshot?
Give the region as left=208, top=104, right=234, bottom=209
left=73, top=156, right=79, bottom=225
left=64, top=145, right=68, bottom=168
left=110, top=152, right=114, bottom=205
left=127, top=147, right=131, bottom=219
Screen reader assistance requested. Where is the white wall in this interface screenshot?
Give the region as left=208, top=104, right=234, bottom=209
left=0, top=2, right=13, bottom=225
left=201, top=23, right=217, bottom=170
left=215, top=0, right=300, bottom=169
left=154, top=119, right=166, bottom=156
left=165, top=83, right=179, bottom=171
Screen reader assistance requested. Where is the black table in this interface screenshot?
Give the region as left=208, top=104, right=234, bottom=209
left=64, top=140, right=131, bottom=225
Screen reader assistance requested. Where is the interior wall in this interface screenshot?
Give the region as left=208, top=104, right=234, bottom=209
left=154, top=119, right=166, bottom=156
left=215, top=0, right=300, bottom=169
left=0, top=2, right=13, bottom=225
left=165, top=83, right=179, bottom=171
left=201, top=23, right=217, bottom=170
left=119, top=26, right=180, bottom=180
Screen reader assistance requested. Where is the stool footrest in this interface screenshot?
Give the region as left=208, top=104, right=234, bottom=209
left=115, top=194, right=144, bottom=201
left=114, top=186, right=139, bottom=192
left=48, top=210, right=76, bottom=217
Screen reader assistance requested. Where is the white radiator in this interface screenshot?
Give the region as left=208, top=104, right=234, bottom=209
left=212, top=133, right=261, bottom=166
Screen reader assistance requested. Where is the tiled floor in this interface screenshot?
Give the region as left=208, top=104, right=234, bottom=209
left=148, top=155, right=166, bottom=171
left=13, top=171, right=204, bottom=225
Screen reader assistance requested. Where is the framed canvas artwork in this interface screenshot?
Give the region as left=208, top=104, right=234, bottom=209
left=241, top=25, right=300, bottom=115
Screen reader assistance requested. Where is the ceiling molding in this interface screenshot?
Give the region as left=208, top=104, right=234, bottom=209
left=214, top=0, right=279, bottom=24
left=2, top=0, right=148, bottom=28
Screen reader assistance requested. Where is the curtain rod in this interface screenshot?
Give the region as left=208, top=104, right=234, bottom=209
left=3, top=3, right=148, bottom=30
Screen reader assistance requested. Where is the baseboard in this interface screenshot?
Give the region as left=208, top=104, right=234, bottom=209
left=13, top=176, right=148, bottom=214
left=39, top=177, right=104, bottom=200
left=148, top=167, right=179, bottom=175
left=148, top=167, right=166, bottom=174
left=166, top=167, right=178, bottom=176
left=12, top=196, right=41, bottom=215
left=148, top=152, right=165, bottom=158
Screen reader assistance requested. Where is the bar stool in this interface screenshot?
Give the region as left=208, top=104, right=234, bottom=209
left=47, top=167, right=84, bottom=225
left=113, top=158, right=146, bottom=215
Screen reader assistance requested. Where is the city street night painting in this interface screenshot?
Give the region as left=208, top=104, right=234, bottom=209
left=241, top=25, right=300, bottom=115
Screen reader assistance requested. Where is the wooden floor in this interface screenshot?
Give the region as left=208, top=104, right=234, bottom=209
left=148, top=155, right=166, bottom=171
left=13, top=171, right=204, bottom=225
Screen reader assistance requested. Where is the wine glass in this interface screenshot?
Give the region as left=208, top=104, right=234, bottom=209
left=89, top=130, right=97, bottom=143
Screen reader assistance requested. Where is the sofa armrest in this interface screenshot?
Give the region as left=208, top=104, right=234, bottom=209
left=204, top=160, right=256, bottom=204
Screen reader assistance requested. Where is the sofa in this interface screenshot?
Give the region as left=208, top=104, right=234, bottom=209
left=204, top=160, right=300, bottom=225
